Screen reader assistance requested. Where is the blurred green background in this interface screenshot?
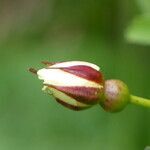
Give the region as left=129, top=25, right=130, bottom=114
left=0, top=0, right=150, bottom=150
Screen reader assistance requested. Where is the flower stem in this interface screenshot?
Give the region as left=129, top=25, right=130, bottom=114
left=130, top=95, right=150, bottom=108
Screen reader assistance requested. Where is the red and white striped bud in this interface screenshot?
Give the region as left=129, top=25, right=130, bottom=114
left=29, top=61, right=104, bottom=110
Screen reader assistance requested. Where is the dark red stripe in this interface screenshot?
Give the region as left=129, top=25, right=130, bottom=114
left=49, top=85, right=104, bottom=105
left=61, top=65, right=104, bottom=84
left=55, top=98, right=90, bottom=111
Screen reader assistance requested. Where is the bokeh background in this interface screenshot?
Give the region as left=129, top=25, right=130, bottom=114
left=0, top=0, right=150, bottom=150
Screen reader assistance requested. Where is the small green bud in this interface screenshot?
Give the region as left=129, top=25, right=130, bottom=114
left=100, top=79, right=130, bottom=112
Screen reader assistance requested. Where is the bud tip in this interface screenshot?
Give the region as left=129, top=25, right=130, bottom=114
left=41, top=61, right=54, bottom=66
left=29, top=68, right=37, bottom=75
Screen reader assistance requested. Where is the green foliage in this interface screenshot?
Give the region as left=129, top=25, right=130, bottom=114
left=136, top=0, right=150, bottom=14
left=125, top=15, right=150, bottom=45
left=125, top=0, right=150, bottom=45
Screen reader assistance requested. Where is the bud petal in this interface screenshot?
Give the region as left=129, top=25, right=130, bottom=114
left=30, top=61, right=104, bottom=110
left=43, top=86, right=91, bottom=110
left=48, top=61, right=100, bottom=71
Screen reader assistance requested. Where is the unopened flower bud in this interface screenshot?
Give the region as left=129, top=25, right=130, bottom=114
left=29, top=61, right=104, bottom=110
left=100, top=79, right=130, bottom=112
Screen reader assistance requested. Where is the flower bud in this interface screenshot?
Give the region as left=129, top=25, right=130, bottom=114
left=100, top=79, right=130, bottom=112
left=29, top=61, right=104, bottom=110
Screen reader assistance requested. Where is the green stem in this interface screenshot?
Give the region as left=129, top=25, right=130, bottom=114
left=130, top=95, right=150, bottom=108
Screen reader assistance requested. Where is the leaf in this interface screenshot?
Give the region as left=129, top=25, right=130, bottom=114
left=136, top=0, right=150, bottom=14
left=125, top=15, right=150, bottom=45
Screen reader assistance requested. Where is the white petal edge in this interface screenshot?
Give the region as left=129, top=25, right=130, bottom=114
left=49, top=61, right=100, bottom=71
left=48, top=86, right=90, bottom=107
left=37, top=68, right=103, bottom=88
